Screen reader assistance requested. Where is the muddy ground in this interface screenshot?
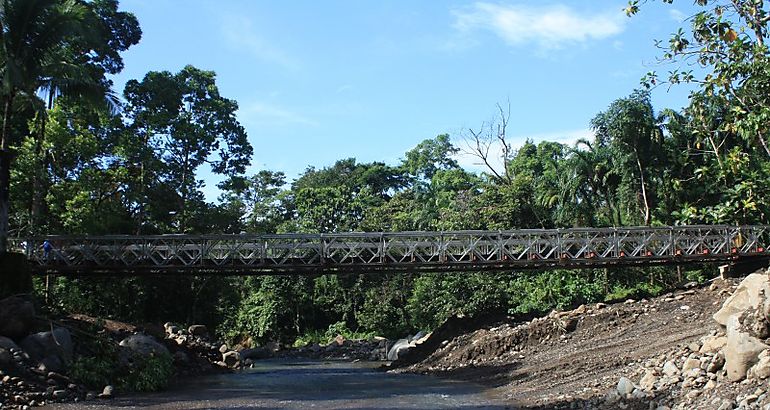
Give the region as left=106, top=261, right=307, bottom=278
left=390, top=275, right=750, bottom=409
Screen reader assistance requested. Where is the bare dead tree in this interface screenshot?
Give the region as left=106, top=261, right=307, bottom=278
left=461, top=101, right=514, bottom=184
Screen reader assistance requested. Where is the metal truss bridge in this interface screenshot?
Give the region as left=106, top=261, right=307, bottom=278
left=11, top=225, right=770, bottom=276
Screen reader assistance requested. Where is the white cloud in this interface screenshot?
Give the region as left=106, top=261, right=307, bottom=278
left=451, top=3, right=625, bottom=51
left=239, top=102, right=318, bottom=127
left=453, top=128, right=594, bottom=173
left=220, top=15, right=300, bottom=71
left=669, top=9, right=686, bottom=22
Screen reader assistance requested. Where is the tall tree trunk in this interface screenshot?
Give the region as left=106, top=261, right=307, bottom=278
left=0, top=150, right=10, bottom=255
left=0, top=94, right=16, bottom=255
left=634, top=148, right=651, bottom=225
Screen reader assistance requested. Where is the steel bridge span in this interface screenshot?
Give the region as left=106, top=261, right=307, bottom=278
left=11, top=225, right=770, bottom=276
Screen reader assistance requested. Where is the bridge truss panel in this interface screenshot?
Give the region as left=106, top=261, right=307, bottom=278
left=8, top=225, right=770, bottom=275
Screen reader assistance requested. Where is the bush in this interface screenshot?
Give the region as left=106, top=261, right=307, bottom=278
left=119, top=352, right=174, bottom=392
left=508, top=270, right=605, bottom=315
left=70, top=331, right=173, bottom=393
left=70, top=356, right=116, bottom=389
left=293, top=321, right=374, bottom=347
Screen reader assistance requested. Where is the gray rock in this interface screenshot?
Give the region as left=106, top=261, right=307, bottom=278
left=386, top=338, right=412, bottom=361
left=38, top=355, right=64, bottom=373
left=617, top=377, right=634, bottom=396
left=682, top=358, right=701, bottom=372
left=714, top=272, right=770, bottom=326
left=700, top=335, right=727, bottom=354
left=188, top=325, right=208, bottom=336
left=663, top=360, right=679, bottom=377
left=51, top=390, right=66, bottom=400
left=749, top=349, right=770, bottom=379
left=0, top=336, right=19, bottom=350
left=222, top=351, right=240, bottom=367
left=725, top=315, right=769, bottom=381
left=119, top=334, right=169, bottom=357
left=410, top=331, right=428, bottom=343
left=0, top=348, right=10, bottom=365
left=20, top=328, right=73, bottom=370
left=639, top=370, right=657, bottom=391
left=0, top=296, right=35, bottom=340
left=100, top=385, right=114, bottom=398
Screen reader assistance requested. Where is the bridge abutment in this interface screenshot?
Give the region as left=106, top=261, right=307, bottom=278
left=719, top=257, right=770, bottom=279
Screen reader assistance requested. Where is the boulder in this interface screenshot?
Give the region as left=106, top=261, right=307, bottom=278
left=387, top=338, right=411, bottom=361
left=700, top=335, right=727, bottom=354
left=100, top=385, right=114, bottom=398
left=682, top=358, right=701, bottom=372
left=188, top=325, right=208, bottom=337
left=20, top=327, right=73, bottom=370
left=725, top=315, right=769, bottom=381
left=0, top=347, right=11, bottom=365
left=639, top=370, right=657, bottom=391
left=222, top=351, right=240, bottom=367
left=410, top=331, right=426, bottom=342
left=663, top=361, right=679, bottom=377
left=0, top=296, right=35, bottom=340
left=119, top=334, right=169, bottom=357
left=617, top=377, right=634, bottom=396
left=0, top=336, right=19, bottom=350
left=749, top=349, right=770, bottom=379
left=714, top=272, right=770, bottom=326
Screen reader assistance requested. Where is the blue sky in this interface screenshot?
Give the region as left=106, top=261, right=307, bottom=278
left=112, top=1, right=699, bottom=200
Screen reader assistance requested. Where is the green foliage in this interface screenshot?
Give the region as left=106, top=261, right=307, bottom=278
left=70, top=330, right=173, bottom=393
left=408, top=273, right=509, bottom=330
left=70, top=355, right=116, bottom=389
left=508, top=271, right=605, bottom=315
left=119, top=352, right=174, bottom=392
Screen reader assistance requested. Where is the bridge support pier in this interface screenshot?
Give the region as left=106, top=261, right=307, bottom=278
left=719, top=257, right=770, bottom=279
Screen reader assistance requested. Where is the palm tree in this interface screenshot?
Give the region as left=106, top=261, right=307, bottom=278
left=0, top=0, right=98, bottom=253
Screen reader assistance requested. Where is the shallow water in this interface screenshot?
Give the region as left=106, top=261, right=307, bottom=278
left=46, top=359, right=515, bottom=409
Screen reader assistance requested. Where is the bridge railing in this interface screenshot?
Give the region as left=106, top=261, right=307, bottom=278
left=8, top=225, right=770, bottom=274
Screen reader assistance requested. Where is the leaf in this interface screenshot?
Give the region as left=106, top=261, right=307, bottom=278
left=723, top=29, right=737, bottom=42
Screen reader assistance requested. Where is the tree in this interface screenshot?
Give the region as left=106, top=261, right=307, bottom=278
left=220, top=170, right=286, bottom=233
left=462, top=102, right=515, bottom=184
left=0, top=0, right=140, bottom=252
left=627, top=0, right=770, bottom=157
left=401, top=134, right=459, bottom=181
left=122, top=65, right=252, bottom=232
left=590, top=91, right=664, bottom=225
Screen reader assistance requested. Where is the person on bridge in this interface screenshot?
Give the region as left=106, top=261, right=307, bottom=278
left=42, top=240, right=52, bottom=260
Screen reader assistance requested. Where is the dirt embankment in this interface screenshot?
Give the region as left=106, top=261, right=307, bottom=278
left=391, top=274, right=769, bottom=409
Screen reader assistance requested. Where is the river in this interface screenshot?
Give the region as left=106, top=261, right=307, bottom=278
left=47, top=359, right=514, bottom=409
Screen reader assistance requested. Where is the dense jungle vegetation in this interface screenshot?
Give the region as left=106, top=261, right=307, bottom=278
left=1, top=0, right=769, bottom=346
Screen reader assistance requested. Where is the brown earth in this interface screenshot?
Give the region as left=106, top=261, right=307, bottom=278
left=390, top=276, right=750, bottom=409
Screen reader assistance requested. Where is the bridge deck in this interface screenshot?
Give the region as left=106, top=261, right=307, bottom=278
left=11, top=225, right=770, bottom=276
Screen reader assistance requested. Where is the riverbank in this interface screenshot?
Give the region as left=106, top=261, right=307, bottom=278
left=390, top=269, right=770, bottom=409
